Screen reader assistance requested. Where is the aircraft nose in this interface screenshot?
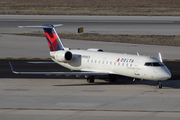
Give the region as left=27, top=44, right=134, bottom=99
left=159, top=67, right=171, bottom=80
left=164, top=72, right=171, bottom=80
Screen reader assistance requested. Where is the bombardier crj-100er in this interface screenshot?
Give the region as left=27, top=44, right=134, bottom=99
left=10, top=24, right=171, bottom=89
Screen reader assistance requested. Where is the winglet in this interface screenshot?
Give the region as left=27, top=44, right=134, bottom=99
left=159, top=52, right=163, bottom=63
left=9, top=62, right=18, bottom=74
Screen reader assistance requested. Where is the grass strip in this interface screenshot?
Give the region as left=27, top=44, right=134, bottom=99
left=1, top=0, right=180, bottom=16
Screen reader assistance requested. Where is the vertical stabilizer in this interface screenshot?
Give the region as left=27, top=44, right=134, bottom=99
left=18, top=24, right=64, bottom=51
left=43, top=24, right=64, bottom=51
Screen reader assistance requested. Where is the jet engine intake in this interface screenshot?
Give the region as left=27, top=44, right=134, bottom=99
left=54, top=51, right=73, bottom=62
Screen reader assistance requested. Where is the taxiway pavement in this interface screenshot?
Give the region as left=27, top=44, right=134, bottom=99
left=1, top=34, right=180, bottom=59
left=0, top=15, right=180, bottom=35
left=1, top=15, right=180, bottom=120
left=1, top=77, right=180, bottom=120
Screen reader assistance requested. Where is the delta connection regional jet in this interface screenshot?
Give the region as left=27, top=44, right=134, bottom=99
left=10, top=24, right=171, bottom=88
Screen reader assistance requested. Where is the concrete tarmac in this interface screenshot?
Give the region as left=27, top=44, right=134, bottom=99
left=1, top=78, right=180, bottom=120
left=1, top=57, right=180, bottom=120
left=1, top=15, right=180, bottom=120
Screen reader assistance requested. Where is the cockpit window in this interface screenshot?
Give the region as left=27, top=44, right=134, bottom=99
left=144, top=62, right=164, bottom=67
left=144, top=63, right=152, bottom=66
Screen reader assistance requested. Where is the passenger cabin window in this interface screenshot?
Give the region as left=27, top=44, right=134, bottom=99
left=144, top=62, right=164, bottom=67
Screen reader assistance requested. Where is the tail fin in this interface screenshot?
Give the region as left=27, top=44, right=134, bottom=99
left=19, top=24, right=64, bottom=51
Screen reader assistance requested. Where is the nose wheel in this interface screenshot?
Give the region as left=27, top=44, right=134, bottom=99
left=157, top=80, right=162, bottom=89
left=87, top=76, right=95, bottom=83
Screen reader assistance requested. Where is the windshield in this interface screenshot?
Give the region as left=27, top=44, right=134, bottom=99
left=144, top=62, right=164, bottom=67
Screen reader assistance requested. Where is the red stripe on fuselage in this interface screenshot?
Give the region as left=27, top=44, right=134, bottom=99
left=45, top=33, right=59, bottom=51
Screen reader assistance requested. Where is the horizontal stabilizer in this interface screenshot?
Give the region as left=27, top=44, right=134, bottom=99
left=18, top=24, right=63, bottom=28
left=18, top=24, right=64, bottom=51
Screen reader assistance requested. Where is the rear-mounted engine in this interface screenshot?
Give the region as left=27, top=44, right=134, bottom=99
left=51, top=51, right=73, bottom=62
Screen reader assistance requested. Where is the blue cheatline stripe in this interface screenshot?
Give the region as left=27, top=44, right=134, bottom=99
left=57, top=41, right=64, bottom=50
left=45, top=36, right=54, bottom=51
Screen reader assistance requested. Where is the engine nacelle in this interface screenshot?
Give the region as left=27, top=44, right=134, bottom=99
left=87, top=48, right=103, bottom=52
left=51, top=51, right=73, bottom=62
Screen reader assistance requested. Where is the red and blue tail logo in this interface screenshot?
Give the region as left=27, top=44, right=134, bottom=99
left=43, top=25, right=64, bottom=51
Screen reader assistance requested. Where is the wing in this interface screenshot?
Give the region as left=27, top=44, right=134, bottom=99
left=9, top=62, right=109, bottom=76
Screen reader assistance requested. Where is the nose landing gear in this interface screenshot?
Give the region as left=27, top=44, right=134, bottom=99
left=87, top=76, right=95, bottom=83
left=157, top=80, right=162, bottom=89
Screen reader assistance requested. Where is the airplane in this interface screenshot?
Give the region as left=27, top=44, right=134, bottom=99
left=9, top=24, right=171, bottom=89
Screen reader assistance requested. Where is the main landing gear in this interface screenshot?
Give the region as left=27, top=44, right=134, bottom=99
left=86, top=76, right=117, bottom=83
left=109, top=76, right=117, bottom=83
left=157, top=80, right=162, bottom=89
left=87, top=76, right=95, bottom=83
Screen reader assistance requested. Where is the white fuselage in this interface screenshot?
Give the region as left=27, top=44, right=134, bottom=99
left=51, top=50, right=171, bottom=81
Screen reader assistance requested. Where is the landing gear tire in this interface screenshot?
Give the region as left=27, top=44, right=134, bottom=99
left=87, top=76, right=95, bottom=83
left=157, top=80, right=162, bottom=89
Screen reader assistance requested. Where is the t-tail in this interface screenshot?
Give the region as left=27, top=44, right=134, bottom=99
left=19, top=24, right=64, bottom=51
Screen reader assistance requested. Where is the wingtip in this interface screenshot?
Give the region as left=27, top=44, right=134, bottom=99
left=9, top=62, right=18, bottom=74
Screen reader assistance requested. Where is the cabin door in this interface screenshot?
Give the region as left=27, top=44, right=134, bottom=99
left=134, top=62, right=141, bottom=76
